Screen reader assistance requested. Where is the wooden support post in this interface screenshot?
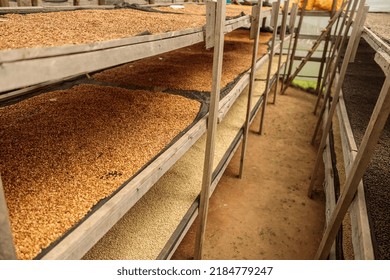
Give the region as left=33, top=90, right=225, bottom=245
left=98, top=0, right=106, bottom=5
left=194, top=0, right=226, bottom=260
left=272, top=0, right=290, bottom=104
left=205, top=1, right=217, bottom=49
left=250, top=3, right=261, bottom=40
left=0, top=0, right=9, bottom=7
left=312, top=0, right=360, bottom=143
left=313, top=0, right=355, bottom=115
left=280, top=0, right=308, bottom=95
left=315, top=73, right=390, bottom=260
left=258, top=1, right=280, bottom=135
left=308, top=0, right=366, bottom=198
left=280, top=3, right=298, bottom=93
left=350, top=6, right=369, bottom=63
left=0, top=175, right=17, bottom=260
left=239, top=2, right=263, bottom=179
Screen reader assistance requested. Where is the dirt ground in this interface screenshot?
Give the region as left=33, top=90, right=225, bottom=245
left=172, top=86, right=326, bottom=260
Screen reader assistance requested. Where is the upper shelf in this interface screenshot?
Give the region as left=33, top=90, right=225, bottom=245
left=0, top=4, right=271, bottom=93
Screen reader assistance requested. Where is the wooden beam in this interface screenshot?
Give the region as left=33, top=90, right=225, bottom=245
left=315, top=72, right=390, bottom=260
left=280, top=3, right=298, bottom=93
left=259, top=0, right=280, bottom=135
left=350, top=6, right=369, bottom=63
left=194, top=0, right=226, bottom=260
left=239, top=1, right=263, bottom=179
left=205, top=1, right=216, bottom=49
left=272, top=0, right=289, bottom=104
left=0, top=175, right=17, bottom=260
left=308, top=0, right=366, bottom=198
left=249, top=3, right=260, bottom=40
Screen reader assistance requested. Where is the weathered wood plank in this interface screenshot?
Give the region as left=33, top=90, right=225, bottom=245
left=0, top=27, right=203, bottom=63
left=0, top=0, right=10, bottom=7
left=0, top=31, right=204, bottom=93
left=205, top=0, right=216, bottom=49
left=239, top=2, right=263, bottom=178
left=350, top=6, right=369, bottom=62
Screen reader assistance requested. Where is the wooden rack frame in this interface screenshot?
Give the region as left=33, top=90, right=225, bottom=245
left=0, top=2, right=278, bottom=260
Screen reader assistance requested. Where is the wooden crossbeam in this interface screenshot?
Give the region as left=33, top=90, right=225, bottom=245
left=239, top=1, right=263, bottom=179
left=194, top=0, right=226, bottom=260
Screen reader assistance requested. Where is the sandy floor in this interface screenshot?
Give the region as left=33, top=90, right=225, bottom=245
left=172, top=86, right=326, bottom=260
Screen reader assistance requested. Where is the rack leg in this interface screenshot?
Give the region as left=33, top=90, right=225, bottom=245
left=272, top=0, right=290, bottom=105
left=258, top=1, right=280, bottom=135
left=194, top=0, right=226, bottom=260
left=239, top=2, right=263, bottom=179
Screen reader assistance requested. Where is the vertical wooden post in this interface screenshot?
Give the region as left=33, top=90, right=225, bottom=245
left=315, top=73, right=390, bottom=260
left=307, top=0, right=366, bottom=198
left=350, top=6, right=369, bottom=62
left=272, top=0, right=290, bottom=104
left=194, top=0, right=226, bottom=260
left=0, top=175, right=17, bottom=260
left=205, top=0, right=217, bottom=49
left=98, top=0, right=106, bottom=5
left=0, top=0, right=9, bottom=7
left=239, top=1, right=263, bottom=179
left=280, top=3, right=298, bottom=93
left=258, top=1, right=280, bottom=135
left=280, top=0, right=309, bottom=95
